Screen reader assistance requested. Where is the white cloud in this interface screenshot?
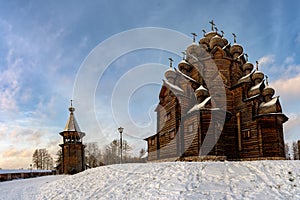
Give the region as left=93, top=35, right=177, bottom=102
left=272, top=72, right=300, bottom=101
left=0, top=50, right=22, bottom=112
left=258, top=55, right=275, bottom=69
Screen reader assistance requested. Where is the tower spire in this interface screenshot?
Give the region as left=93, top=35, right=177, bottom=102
left=69, top=99, right=75, bottom=113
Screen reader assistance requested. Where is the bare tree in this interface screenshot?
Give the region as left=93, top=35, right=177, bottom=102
left=292, top=141, right=299, bottom=160
left=122, top=140, right=132, bottom=162
left=101, top=139, right=146, bottom=165
left=55, top=149, right=62, bottom=167
left=285, top=143, right=290, bottom=160
left=32, top=148, right=53, bottom=170
left=85, top=142, right=102, bottom=168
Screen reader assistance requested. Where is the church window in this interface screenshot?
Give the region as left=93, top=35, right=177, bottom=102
left=151, top=138, right=155, bottom=145
left=169, top=130, right=175, bottom=139
left=243, top=129, right=251, bottom=139
left=187, top=124, right=193, bottom=133
left=165, top=112, right=171, bottom=121
left=160, top=133, right=166, bottom=144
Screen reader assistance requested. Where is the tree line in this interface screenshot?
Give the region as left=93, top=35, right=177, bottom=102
left=32, top=139, right=146, bottom=170
left=84, top=139, right=146, bottom=167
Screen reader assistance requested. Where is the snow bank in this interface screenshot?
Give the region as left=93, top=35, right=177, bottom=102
left=36, top=161, right=300, bottom=200
left=1, top=161, right=300, bottom=199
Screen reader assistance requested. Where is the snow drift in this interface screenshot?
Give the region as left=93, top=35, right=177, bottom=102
left=1, top=161, right=300, bottom=199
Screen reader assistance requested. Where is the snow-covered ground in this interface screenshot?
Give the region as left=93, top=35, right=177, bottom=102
left=1, top=161, right=300, bottom=199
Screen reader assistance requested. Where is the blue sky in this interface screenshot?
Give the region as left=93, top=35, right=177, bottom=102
left=1, top=0, right=300, bottom=168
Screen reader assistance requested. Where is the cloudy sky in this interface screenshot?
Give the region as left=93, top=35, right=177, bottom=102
left=1, top=0, right=300, bottom=169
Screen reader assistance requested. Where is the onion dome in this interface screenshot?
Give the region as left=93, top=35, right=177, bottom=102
left=258, top=96, right=282, bottom=114
left=252, top=70, right=264, bottom=82
left=186, top=42, right=200, bottom=54
left=238, top=71, right=253, bottom=84
left=229, top=43, right=243, bottom=57
left=164, top=68, right=177, bottom=81
left=242, top=62, right=254, bottom=72
left=262, top=86, right=275, bottom=98
left=178, top=59, right=192, bottom=72
left=248, top=81, right=264, bottom=97
left=199, top=37, right=210, bottom=47
left=195, top=85, right=209, bottom=98
left=209, top=34, right=225, bottom=49
left=204, top=31, right=218, bottom=40
left=186, top=42, right=206, bottom=61
left=222, top=37, right=228, bottom=46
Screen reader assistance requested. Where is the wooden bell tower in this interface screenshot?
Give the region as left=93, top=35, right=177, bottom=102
left=59, top=101, right=86, bottom=174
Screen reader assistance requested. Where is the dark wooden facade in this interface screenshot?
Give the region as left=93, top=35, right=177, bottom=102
left=58, top=103, right=86, bottom=174
left=145, top=29, right=288, bottom=161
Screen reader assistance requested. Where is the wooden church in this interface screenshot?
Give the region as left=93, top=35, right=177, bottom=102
left=57, top=101, right=86, bottom=174
left=144, top=21, right=288, bottom=161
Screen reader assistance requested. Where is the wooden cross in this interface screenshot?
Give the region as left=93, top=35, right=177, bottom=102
left=214, top=27, right=218, bottom=33
left=245, top=53, right=248, bottom=62
left=221, top=30, right=224, bottom=37
left=265, top=75, right=269, bottom=86
left=168, top=58, right=173, bottom=68
left=181, top=51, right=186, bottom=60
left=256, top=61, right=259, bottom=71
left=202, top=29, right=206, bottom=36
left=209, top=20, right=215, bottom=31
left=191, top=32, right=197, bottom=42
left=232, top=33, right=237, bottom=43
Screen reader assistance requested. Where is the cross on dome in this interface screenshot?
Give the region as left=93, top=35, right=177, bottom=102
left=214, top=27, right=218, bottom=33
left=232, top=33, right=237, bottom=43
left=168, top=57, right=173, bottom=68
left=209, top=20, right=215, bottom=31
left=69, top=99, right=75, bottom=113
left=191, top=32, right=197, bottom=42
left=181, top=51, right=186, bottom=60
left=245, top=53, right=249, bottom=62
left=256, top=61, right=259, bottom=71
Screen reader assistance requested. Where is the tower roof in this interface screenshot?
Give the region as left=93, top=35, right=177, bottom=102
left=64, top=109, right=81, bottom=132
left=60, top=101, right=85, bottom=138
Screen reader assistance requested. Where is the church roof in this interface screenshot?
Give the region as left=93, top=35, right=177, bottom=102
left=60, top=102, right=85, bottom=138
left=64, top=111, right=81, bottom=132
